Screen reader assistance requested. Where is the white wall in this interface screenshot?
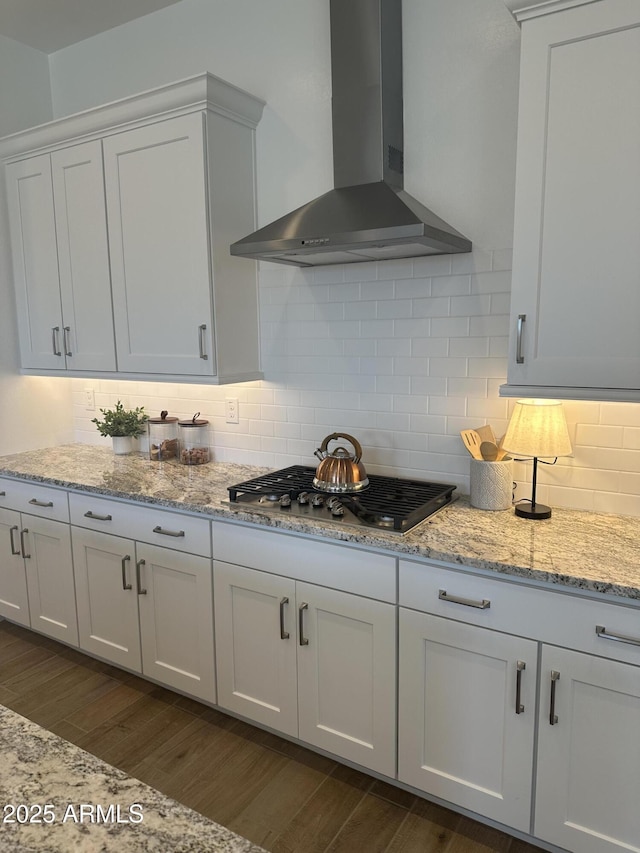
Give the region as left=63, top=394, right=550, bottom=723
left=19, top=0, right=640, bottom=516
left=0, top=35, right=74, bottom=455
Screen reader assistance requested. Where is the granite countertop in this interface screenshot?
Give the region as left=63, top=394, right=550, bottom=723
left=1, top=444, right=639, bottom=602
left=0, top=704, right=265, bottom=853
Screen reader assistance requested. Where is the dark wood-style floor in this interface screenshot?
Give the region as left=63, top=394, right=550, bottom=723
left=0, top=621, right=547, bottom=853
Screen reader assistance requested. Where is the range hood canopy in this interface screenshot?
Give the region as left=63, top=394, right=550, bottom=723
left=231, top=0, right=471, bottom=267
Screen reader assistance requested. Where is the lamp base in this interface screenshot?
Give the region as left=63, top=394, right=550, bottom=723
left=515, top=502, right=551, bottom=520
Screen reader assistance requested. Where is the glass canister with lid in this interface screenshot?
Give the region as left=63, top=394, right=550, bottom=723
left=148, top=411, right=179, bottom=461
left=178, top=413, right=210, bottom=465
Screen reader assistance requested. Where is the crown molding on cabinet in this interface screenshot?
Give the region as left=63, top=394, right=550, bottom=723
left=503, top=0, right=601, bottom=23
left=0, top=72, right=265, bottom=161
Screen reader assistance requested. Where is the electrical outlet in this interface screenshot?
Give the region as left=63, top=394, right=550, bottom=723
left=225, top=398, right=239, bottom=424
left=84, top=388, right=95, bottom=411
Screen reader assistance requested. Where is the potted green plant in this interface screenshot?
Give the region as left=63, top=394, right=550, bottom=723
left=91, top=400, right=148, bottom=455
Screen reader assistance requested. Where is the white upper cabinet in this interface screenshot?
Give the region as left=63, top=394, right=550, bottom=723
left=1, top=73, right=264, bottom=383
left=502, top=0, right=640, bottom=401
left=6, top=141, right=115, bottom=371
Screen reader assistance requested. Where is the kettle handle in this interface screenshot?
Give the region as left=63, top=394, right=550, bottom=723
left=318, top=432, right=363, bottom=462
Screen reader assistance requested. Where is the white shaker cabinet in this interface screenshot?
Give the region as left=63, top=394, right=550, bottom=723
left=0, top=480, right=77, bottom=645
left=1, top=73, right=264, bottom=383
left=103, top=110, right=260, bottom=379
left=398, top=608, right=537, bottom=833
left=70, top=494, right=215, bottom=704
left=535, top=645, right=640, bottom=853
left=5, top=141, right=116, bottom=371
left=502, top=0, right=640, bottom=401
left=213, top=524, right=397, bottom=778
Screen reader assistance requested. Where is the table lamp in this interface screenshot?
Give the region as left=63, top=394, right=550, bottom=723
left=502, top=399, right=572, bottom=520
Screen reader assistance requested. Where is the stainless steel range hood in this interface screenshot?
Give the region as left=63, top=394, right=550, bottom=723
left=231, top=0, right=471, bottom=267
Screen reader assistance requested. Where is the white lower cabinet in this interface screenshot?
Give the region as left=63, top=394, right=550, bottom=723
left=0, top=481, right=77, bottom=645
left=72, top=527, right=215, bottom=703
left=214, top=559, right=396, bottom=777
left=535, top=645, right=640, bottom=853
left=398, top=608, right=537, bottom=832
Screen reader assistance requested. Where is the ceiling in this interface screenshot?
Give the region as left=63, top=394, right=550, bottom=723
left=0, top=0, right=182, bottom=54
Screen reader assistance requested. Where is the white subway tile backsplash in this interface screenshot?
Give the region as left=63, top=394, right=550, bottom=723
left=70, top=252, right=640, bottom=518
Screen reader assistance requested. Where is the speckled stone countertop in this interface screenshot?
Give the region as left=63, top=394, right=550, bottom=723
left=1, top=444, right=639, bottom=602
left=0, top=705, right=265, bottom=853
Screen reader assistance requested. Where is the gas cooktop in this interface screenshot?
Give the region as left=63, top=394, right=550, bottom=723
left=225, top=465, right=456, bottom=535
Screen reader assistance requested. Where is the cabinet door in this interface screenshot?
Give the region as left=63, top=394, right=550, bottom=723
left=214, top=561, right=298, bottom=736
left=103, top=113, right=215, bottom=376
left=536, top=645, right=640, bottom=853
left=137, top=543, right=215, bottom=703
left=72, top=527, right=141, bottom=670
left=23, top=516, right=77, bottom=646
left=297, top=582, right=396, bottom=777
left=0, top=508, right=30, bottom=627
left=5, top=154, right=65, bottom=369
left=507, top=0, right=640, bottom=394
left=51, top=141, right=116, bottom=371
left=398, top=609, right=537, bottom=832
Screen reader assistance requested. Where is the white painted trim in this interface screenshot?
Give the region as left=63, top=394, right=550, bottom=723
left=499, top=383, right=640, bottom=402
left=504, top=0, right=602, bottom=23
left=0, top=72, right=265, bottom=161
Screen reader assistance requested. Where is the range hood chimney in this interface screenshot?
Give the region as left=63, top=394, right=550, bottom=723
left=230, top=0, right=471, bottom=267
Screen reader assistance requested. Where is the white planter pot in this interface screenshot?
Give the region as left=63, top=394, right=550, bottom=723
left=111, top=436, right=135, bottom=455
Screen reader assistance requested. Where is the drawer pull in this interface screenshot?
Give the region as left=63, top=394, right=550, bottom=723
left=516, top=313, right=526, bottom=363
left=9, top=525, right=21, bottom=556
left=121, top=555, right=132, bottom=591
left=136, top=559, right=147, bottom=595
left=596, top=625, right=640, bottom=647
left=84, top=511, right=113, bottom=521
left=515, top=660, right=526, bottom=715
left=20, top=528, right=30, bottom=559
left=299, top=602, right=309, bottom=646
left=63, top=326, right=72, bottom=357
left=549, top=670, right=560, bottom=725
left=438, top=589, right=490, bottom=610
left=153, top=525, right=185, bottom=538
left=52, top=326, right=62, bottom=357
left=279, top=597, right=290, bottom=639
left=28, top=498, right=54, bottom=508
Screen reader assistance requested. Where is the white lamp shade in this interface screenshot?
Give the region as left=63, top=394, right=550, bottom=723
left=502, top=399, right=572, bottom=459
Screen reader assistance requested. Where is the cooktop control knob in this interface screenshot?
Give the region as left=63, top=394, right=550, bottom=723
left=311, top=494, right=324, bottom=507
left=279, top=494, right=292, bottom=508
left=297, top=491, right=310, bottom=505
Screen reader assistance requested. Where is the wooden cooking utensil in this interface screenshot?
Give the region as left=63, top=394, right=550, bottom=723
left=460, top=429, right=483, bottom=460
left=480, top=441, right=500, bottom=461
left=475, top=424, right=497, bottom=445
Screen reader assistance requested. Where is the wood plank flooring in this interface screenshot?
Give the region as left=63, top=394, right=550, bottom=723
left=0, top=621, right=547, bottom=853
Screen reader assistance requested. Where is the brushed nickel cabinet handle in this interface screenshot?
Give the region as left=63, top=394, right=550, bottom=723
left=84, top=510, right=113, bottom=521
left=29, top=498, right=53, bottom=508
left=152, top=525, right=185, bottom=538
left=20, top=528, right=30, bottom=559
left=596, top=624, right=640, bottom=647
left=9, top=525, right=21, bottom=556
left=136, top=558, right=147, bottom=595
left=549, top=670, right=560, bottom=725
left=280, top=597, right=290, bottom=639
left=121, top=555, right=132, bottom=590
left=299, top=602, right=309, bottom=646
left=515, top=660, right=526, bottom=715
left=52, top=326, right=62, bottom=356
left=63, top=326, right=72, bottom=357
left=198, top=324, right=208, bottom=360
left=439, top=589, right=490, bottom=609
left=516, top=314, right=526, bottom=364
left=0, top=491, right=5, bottom=497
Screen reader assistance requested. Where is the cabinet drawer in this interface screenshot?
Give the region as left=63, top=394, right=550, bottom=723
left=0, top=477, right=69, bottom=522
left=213, top=520, right=396, bottom=602
left=400, top=559, right=640, bottom=666
left=69, top=493, right=211, bottom=557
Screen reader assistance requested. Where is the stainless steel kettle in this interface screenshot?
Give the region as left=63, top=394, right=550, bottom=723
left=313, top=433, right=369, bottom=493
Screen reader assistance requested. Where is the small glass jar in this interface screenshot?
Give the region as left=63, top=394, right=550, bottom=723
left=178, top=413, right=210, bottom=465
left=148, top=411, right=179, bottom=462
